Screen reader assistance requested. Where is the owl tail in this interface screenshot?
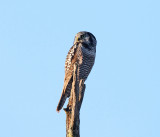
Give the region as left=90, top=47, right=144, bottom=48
left=56, top=94, right=67, bottom=112
left=56, top=76, right=72, bottom=112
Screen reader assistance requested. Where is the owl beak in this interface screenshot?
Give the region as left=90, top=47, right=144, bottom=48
left=76, top=37, right=79, bottom=42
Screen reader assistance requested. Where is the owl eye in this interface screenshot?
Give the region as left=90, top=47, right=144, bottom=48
left=81, top=35, right=85, bottom=39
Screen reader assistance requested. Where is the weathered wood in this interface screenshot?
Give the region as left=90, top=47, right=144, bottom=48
left=64, top=63, right=85, bottom=137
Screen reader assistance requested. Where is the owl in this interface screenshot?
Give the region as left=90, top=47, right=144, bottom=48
left=56, top=31, right=97, bottom=112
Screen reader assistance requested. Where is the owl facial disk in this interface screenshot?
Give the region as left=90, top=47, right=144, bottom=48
left=75, top=34, right=90, bottom=44
left=75, top=34, right=85, bottom=42
left=74, top=31, right=97, bottom=47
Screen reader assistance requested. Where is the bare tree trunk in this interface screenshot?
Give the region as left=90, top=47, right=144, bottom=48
left=64, top=63, right=86, bottom=137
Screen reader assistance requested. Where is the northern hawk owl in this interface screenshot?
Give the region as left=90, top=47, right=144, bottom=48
left=56, top=31, right=97, bottom=112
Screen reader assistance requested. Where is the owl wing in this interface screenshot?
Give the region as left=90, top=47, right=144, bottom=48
left=56, top=43, right=79, bottom=112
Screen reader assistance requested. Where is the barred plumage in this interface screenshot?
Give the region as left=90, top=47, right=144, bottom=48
left=56, top=31, right=97, bottom=112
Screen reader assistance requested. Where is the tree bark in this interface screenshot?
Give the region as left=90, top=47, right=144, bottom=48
left=64, top=63, right=86, bottom=137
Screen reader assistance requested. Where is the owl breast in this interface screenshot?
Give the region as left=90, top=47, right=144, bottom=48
left=78, top=45, right=96, bottom=80
left=64, top=43, right=96, bottom=82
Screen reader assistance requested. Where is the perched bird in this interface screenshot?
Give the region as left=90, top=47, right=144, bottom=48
left=56, top=31, right=97, bottom=112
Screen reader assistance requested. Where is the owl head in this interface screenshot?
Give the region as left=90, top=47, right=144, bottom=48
left=74, top=31, right=97, bottom=47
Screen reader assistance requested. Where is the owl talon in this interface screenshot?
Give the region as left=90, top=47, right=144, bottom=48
left=63, top=107, right=71, bottom=112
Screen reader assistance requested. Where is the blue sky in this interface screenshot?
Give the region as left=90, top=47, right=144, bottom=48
left=0, top=0, right=160, bottom=137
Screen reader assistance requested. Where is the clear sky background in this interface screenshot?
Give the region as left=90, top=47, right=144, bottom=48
left=0, top=0, right=160, bottom=137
